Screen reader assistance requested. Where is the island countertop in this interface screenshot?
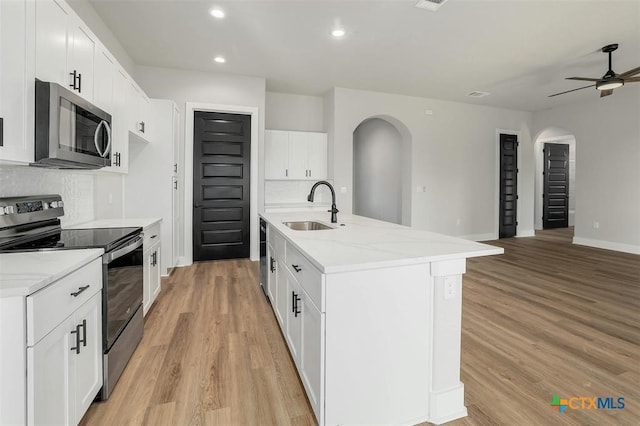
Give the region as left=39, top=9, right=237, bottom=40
left=260, top=212, right=503, bottom=274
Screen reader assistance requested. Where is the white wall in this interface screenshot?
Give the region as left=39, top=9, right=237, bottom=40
left=265, top=92, right=323, bottom=131
left=532, top=87, right=640, bottom=254
left=134, top=65, right=266, bottom=263
left=353, top=118, right=402, bottom=224
left=329, top=88, right=534, bottom=240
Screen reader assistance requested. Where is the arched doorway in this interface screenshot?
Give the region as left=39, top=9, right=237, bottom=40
left=352, top=117, right=410, bottom=225
left=533, top=127, right=577, bottom=231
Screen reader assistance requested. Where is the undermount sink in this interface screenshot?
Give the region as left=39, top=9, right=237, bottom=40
left=283, top=221, right=334, bottom=231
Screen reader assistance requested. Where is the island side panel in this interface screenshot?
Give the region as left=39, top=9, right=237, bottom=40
left=324, top=263, right=431, bottom=426
left=429, top=258, right=468, bottom=424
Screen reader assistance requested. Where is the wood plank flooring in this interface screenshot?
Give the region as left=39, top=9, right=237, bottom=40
left=81, top=228, right=639, bottom=425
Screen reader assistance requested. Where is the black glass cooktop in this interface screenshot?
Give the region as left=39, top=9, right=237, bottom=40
left=1, top=227, right=141, bottom=252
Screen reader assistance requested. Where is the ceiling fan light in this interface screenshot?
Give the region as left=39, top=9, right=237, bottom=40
left=596, top=79, right=624, bottom=91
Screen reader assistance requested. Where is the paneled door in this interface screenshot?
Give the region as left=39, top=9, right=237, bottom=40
left=193, top=111, right=251, bottom=261
left=543, top=143, right=569, bottom=229
left=499, top=133, right=518, bottom=238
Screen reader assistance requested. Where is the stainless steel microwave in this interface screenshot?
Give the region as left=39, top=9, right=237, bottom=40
left=34, top=80, right=112, bottom=169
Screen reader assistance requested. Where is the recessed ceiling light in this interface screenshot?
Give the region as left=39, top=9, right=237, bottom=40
left=210, top=8, right=225, bottom=19
left=331, top=28, right=346, bottom=38
left=214, top=56, right=226, bottom=63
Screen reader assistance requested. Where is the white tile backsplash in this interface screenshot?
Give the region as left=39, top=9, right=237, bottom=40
left=0, top=165, right=95, bottom=226
left=265, top=180, right=333, bottom=206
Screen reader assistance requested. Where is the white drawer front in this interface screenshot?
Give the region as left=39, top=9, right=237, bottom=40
left=143, top=223, right=161, bottom=248
left=26, top=258, right=103, bottom=346
left=285, top=244, right=322, bottom=310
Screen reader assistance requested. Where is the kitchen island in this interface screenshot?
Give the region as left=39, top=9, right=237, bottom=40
left=261, top=212, right=503, bottom=425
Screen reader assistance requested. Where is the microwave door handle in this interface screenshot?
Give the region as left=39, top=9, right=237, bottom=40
left=101, top=121, right=112, bottom=158
left=94, top=120, right=105, bottom=157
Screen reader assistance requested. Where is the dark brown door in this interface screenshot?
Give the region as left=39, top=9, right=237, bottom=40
left=543, top=143, right=569, bottom=229
left=499, top=134, right=518, bottom=238
left=193, top=111, right=251, bottom=261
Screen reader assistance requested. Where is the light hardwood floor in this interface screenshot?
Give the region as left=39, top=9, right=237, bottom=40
left=81, top=228, right=639, bottom=425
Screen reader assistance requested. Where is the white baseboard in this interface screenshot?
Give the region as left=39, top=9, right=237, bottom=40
left=572, top=237, right=640, bottom=255
left=516, top=229, right=535, bottom=238
left=459, top=233, right=497, bottom=242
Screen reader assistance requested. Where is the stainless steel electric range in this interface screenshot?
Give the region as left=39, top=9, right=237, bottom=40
left=0, top=194, right=143, bottom=400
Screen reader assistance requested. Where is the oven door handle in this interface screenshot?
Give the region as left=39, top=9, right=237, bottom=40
left=104, top=236, right=143, bottom=264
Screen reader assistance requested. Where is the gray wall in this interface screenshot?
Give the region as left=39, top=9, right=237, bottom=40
left=328, top=87, right=534, bottom=240
left=532, top=87, right=640, bottom=253
left=266, top=92, right=323, bottom=131
left=353, top=118, right=402, bottom=224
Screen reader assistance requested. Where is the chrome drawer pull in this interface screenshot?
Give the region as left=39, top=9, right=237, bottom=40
left=70, top=285, right=90, bottom=297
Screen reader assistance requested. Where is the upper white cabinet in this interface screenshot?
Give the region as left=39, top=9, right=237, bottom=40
left=93, top=49, right=114, bottom=113
left=35, top=0, right=95, bottom=101
left=265, top=130, right=327, bottom=180
left=129, top=83, right=150, bottom=142
left=0, top=0, right=35, bottom=164
left=104, top=69, right=130, bottom=173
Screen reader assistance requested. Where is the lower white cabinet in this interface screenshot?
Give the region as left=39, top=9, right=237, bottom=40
left=269, top=228, right=323, bottom=422
left=0, top=255, right=103, bottom=425
left=142, top=223, right=162, bottom=316
left=27, top=291, right=102, bottom=425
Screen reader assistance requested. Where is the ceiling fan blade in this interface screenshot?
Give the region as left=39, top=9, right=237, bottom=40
left=600, top=89, right=614, bottom=97
left=548, top=84, right=596, bottom=97
left=624, top=77, right=640, bottom=82
left=618, top=66, right=640, bottom=78
left=566, top=77, right=600, bottom=82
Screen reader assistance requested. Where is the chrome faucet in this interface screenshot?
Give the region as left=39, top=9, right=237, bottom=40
left=307, top=180, right=339, bottom=223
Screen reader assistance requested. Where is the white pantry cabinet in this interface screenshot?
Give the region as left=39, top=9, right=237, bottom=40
left=265, top=130, right=327, bottom=180
left=35, top=0, right=95, bottom=101
left=0, top=0, right=35, bottom=164
left=125, top=100, right=182, bottom=277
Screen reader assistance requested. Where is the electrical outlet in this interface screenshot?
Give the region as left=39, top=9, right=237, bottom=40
left=340, top=187, right=347, bottom=194
left=444, top=277, right=456, bottom=300
left=593, top=221, right=600, bottom=229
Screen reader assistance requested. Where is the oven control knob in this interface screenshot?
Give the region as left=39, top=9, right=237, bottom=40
left=4, top=206, right=15, bottom=214
left=58, top=201, right=64, bottom=208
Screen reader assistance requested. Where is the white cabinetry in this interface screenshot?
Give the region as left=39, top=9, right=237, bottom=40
left=129, top=83, right=150, bottom=142
left=265, top=130, right=327, bottom=180
left=0, top=0, right=35, bottom=164
left=125, top=100, right=182, bottom=276
left=268, top=228, right=324, bottom=422
left=0, top=255, right=103, bottom=425
left=142, top=222, right=162, bottom=316
left=35, top=0, right=95, bottom=101
left=104, top=69, right=130, bottom=172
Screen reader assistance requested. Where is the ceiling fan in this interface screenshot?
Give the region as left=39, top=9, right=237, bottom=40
left=549, top=44, right=640, bottom=98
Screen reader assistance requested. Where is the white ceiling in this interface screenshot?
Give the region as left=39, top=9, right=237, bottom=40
left=88, top=0, right=640, bottom=112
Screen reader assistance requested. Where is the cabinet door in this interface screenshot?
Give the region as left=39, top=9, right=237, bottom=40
left=68, top=23, right=95, bottom=100
left=300, top=294, right=323, bottom=419
left=274, top=257, right=287, bottom=327
left=265, top=130, right=289, bottom=179
left=285, top=271, right=302, bottom=362
left=267, top=249, right=276, bottom=303
left=73, top=292, right=102, bottom=424
left=0, top=0, right=35, bottom=164
left=27, top=317, right=74, bottom=425
left=35, top=0, right=70, bottom=87
left=93, top=49, right=114, bottom=113
left=109, top=69, right=129, bottom=173
left=150, top=245, right=161, bottom=304
left=138, top=92, right=150, bottom=138
left=307, top=132, right=327, bottom=180
left=287, top=131, right=308, bottom=179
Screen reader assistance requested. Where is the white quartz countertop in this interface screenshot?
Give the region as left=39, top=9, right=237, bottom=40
left=261, top=212, right=504, bottom=273
left=0, top=249, right=104, bottom=297
left=71, top=217, right=162, bottom=230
